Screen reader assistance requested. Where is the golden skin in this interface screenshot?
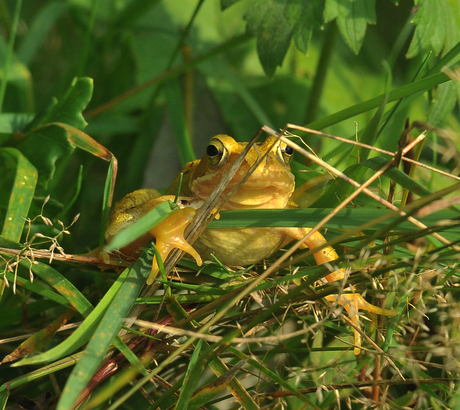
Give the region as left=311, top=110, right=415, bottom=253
left=105, top=135, right=397, bottom=354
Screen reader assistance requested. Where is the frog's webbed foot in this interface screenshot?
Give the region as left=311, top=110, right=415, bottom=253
left=147, top=207, right=202, bottom=285
left=325, top=280, right=398, bottom=355
left=282, top=227, right=397, bottom=354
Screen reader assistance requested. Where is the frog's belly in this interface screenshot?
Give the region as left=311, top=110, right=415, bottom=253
left=194, top=228, right=287, bottom=267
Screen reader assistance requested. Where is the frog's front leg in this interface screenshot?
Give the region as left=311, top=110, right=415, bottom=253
left=105, top=191, right=203, bottom=285
left=283, top=227, right=397, bottom=355
left=146, top=204, right=202, bottom=285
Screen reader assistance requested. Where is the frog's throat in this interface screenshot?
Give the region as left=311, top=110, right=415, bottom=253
left=190, top=168, right=295, bottom=205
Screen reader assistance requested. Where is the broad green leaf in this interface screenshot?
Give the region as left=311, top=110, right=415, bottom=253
left=17, top=124, right=75, bottom=188
left=407, top=0, right=448, bottom=58
left=245, top=0, right=323, bottom=77
left=17, top=121, right=114, bottom=189
left=324, top=0, right=376, bottom=54
left=0, top=148, right=37, bottom=242
left=292, top=0, right=324, bottom=54
left=0, top=113, right=34, bottom=133
left=427, top=81, right=458, bottom=126
left=57, top=255, right=151, bottom=410
left=26, top=77, right=93, bottom=131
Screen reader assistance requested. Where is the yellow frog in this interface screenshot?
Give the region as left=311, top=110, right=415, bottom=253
left=105, top=134, right=397, bottom=354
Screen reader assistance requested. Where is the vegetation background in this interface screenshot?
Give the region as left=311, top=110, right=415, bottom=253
left=1, top=0, right=460, bottom=409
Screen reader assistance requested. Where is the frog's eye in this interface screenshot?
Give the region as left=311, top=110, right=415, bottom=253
left=206, top=139, right=227, bottom=166
left=279, top=143, right=294, bottom=164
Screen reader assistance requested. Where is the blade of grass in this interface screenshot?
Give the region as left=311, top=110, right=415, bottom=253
left=0, top=0, right=22, bottom=112
left=306, top=71, right=452, bottom=130
left=17, top=1, right=68, bottom=65
left=14, top=267, right=129, bottom=366
left=26, top=260, right=93, bottom=316
left=57, top=252, right=152, bottom=410
left=77, top=0, right=99, bottom=76
left=164, top=80, right=196, bottom=166
left=0, top=148, right=38, bottom=242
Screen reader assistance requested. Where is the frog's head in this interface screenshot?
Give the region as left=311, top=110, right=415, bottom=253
left=190, top=135, right=295, bottom=209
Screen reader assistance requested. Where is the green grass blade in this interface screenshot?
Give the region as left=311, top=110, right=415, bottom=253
left=4, top=271, right=70, bottom=307
left=0, top=0, right=22, bottom=113
left=164, top=80, right=196, bottom=166
left=175, top=339, right=204, bottom=409
left=17, top=2, right=68, bottom=65
left=306, top=71, right=451, bottom=130
left=26, top=260, right=93, bottom=316
left=57, top=253, right=151, bottom=410
left=15, top=268, right=128, bottom=366
left=0, top=148, right=37, bottom=242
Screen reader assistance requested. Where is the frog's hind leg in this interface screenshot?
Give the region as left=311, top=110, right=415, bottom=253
left=283, top=227, right=398, bottom=354
left=325, top=286, right=398, bottom=354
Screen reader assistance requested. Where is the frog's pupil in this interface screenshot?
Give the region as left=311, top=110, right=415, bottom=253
left=284, top=145, right=294, bottom=155
left=207, top=144, right=219, bottom=157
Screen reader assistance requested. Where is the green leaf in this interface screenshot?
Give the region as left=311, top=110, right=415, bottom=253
left=245, top=0, right=323, bottom=77
left=407, top=0, right=448, bottom=58
left=427, top=81, right=458, bottom=126
left=292, top=0, right=324, bottom=54
left=16, top=120, right=114, bottom=191
left=17, top=124, right=75, bottom=188
left=57, top=255, right=151, bottom=410
left=26, top=77, right=93, bottom=131
left=0, top=113, right=34, bottom=133
left=0, top=148, right=37, bottom=242
left=220, top=0, right=242, bottom=10
left=324, top=0, right=376, bottom=54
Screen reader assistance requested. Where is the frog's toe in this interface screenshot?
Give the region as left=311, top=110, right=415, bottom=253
left=146, top=207, right=203, bottom=285
left=326, top=291, right=398, bottom=355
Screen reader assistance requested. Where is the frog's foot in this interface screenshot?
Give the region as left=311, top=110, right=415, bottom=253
left=146, top=207, right=202, bottom=285
left=326, top=290, right=398, bottom=355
